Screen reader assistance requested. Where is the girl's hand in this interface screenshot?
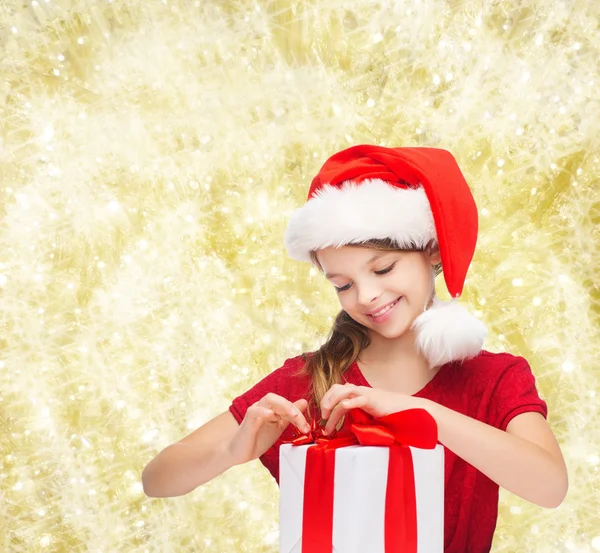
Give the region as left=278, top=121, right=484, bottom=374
left=320, top=383, right=416, bottom=436
left=227, top=393, right=310, bottom=466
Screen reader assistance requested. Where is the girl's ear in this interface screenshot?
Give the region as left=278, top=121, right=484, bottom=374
left=426, top=241, right=442, bottom=266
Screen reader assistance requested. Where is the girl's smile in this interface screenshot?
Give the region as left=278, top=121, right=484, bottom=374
left=366, top=296, right=403, bottom=323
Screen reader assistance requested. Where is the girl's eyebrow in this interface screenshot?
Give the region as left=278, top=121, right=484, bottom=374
left=324, top=252, right=389, bottom=280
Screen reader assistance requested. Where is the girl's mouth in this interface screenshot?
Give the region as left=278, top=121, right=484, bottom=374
left=368, top=297, right=402, bottom=323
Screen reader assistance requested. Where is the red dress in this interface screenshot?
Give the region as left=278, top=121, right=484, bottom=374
left=229, top=350, right=548, bottom=553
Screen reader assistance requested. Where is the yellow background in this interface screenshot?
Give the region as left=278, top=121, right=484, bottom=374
left=0, top=1, right=598, bottom=551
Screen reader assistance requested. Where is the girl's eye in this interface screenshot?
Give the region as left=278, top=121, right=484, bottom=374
left=374, top=263, right=396, bottom=276
left=334, top=283, right=351, bottom=293
left=334, top=263, right=396, bottom=293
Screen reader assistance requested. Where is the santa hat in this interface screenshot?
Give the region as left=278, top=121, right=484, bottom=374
left=284, top=145, right=486, bottom=367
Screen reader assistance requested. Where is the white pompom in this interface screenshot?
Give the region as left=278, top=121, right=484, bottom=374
left=411, top=297, right=487, bottom=368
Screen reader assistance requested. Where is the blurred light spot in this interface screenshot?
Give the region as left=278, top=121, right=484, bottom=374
left=130, top=482, right=144, bottom=494
left=264, top=530, right=279, bottom=545
left=42, top=126, right=54, bottom=141
left=562, top=361, right=575, bottom=373
left=141, top=429, right=159, bottom=443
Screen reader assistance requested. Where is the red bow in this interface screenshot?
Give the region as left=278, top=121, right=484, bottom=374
left=284, top=408, right=438, bottom=553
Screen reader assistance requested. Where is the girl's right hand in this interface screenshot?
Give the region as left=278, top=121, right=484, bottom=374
left=227, top=393, right=311, bottom=466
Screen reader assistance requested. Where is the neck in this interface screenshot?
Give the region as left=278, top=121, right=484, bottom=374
left=360, top=328, right=428, bottom=366
left=357, top=329, right=435, bottom=394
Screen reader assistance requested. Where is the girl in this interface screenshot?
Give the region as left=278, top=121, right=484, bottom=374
left=142, top=145, right=568, bottom=552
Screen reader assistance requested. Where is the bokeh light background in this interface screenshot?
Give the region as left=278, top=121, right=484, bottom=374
left=0, top=0, right=598, bottom=551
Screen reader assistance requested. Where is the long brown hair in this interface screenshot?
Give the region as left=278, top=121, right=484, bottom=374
left=299, top=238, right=442, bottom=419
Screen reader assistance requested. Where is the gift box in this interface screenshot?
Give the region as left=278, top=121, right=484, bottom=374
left=279, top=409, right=444, bottom=553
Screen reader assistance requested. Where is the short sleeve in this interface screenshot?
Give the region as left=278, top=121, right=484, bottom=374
left=228, top=356, right=302, bottom=424
left=488, top=356, right=548, bottom=431
left=228, top=356, right=309, bottom=483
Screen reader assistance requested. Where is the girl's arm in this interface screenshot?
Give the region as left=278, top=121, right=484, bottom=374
left=321, top=384, right=568, bottom=509
left=142, top=394, right=309, bottom=498
left=419, top=400, right=568, bottom=508
left=142, top=411, right=239, bottom=497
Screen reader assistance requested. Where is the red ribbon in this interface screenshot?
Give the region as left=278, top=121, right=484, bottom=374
left=284, top=408, right=438, bottom=553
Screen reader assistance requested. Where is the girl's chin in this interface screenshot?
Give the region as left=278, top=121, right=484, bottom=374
left=368, top=321, right=414, bottom=339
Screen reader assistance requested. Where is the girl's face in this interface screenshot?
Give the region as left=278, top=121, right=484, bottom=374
left=315, top=245, right=441, bottom=339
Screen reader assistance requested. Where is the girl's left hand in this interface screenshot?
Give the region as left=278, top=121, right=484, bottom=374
left=320, top=383, right=419, bottom=436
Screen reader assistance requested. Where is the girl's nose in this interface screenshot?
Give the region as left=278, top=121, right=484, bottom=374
left=357, top=283, right=382, bottom=308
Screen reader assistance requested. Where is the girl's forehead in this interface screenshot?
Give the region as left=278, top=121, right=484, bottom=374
left=317, top=244, right=387, bottom=260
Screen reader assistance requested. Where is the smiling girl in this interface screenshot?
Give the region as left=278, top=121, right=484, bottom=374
left=142, top=145, right=568, bottom=553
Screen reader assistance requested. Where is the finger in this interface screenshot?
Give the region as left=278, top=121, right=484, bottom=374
left=324, top=394, right=369, bottom=435
left=321, top=383, right=357, bottom=420
left=259, top=393, right=299, bottom=419
left=260, top=394, right=310, bottom=432
left=293, top=398, right=309, bottom=412
left=323, top=400, right=351, bottom=436
left=245, top=405, right=275, bottom=425
left=273, top=410, right=310, bottom=433
left=340, top=395, right=368, bottom=411
left=342, top=396, right=369, bottom=411
left=284, top=407, right=311, bottom=433
left=248, top=404, right=296, bottom=435
left=320, top=383, right=347, bottom=419
left=291, top=399, right=311, bottom=432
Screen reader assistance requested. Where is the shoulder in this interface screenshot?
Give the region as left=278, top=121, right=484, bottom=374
left=277, top=353, right=310, bottom=376
left=450, top=350, right=534, bottom=387
left=444, top=350, right=546, bottom=427
left=229, top=353, right=311, bottom=419
left=271, top=353, right=312, bottom=399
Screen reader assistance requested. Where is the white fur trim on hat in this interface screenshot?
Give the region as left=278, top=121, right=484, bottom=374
left=284, top=179, right=437, bottom=262
left=411, top=297, right=487, bottom=368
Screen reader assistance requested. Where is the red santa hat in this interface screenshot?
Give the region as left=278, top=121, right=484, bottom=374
left=284, top=144, right=486, bottom=367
